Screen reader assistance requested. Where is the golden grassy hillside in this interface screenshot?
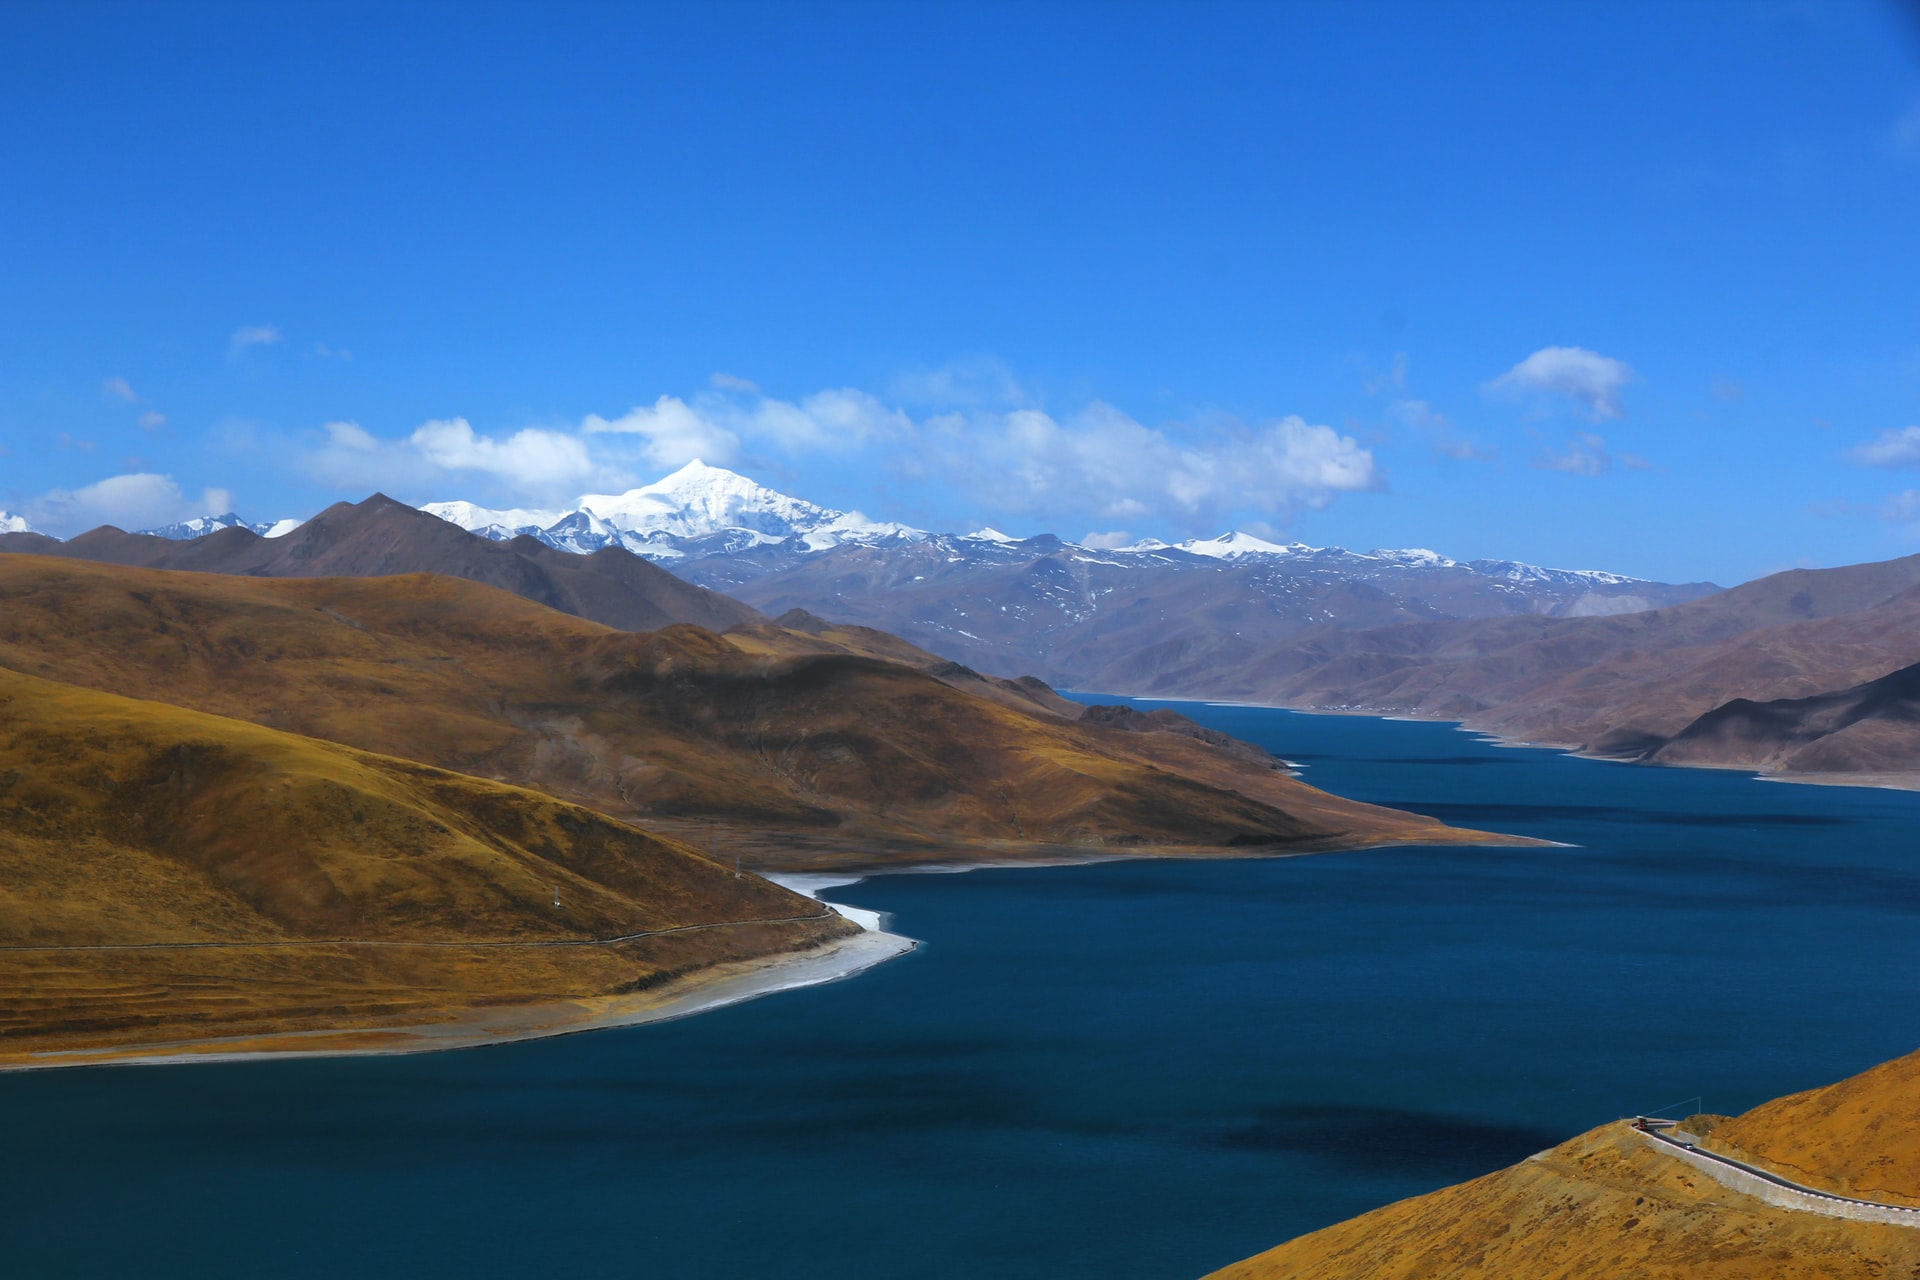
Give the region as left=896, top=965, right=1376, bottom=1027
left=0, top=665, right=851, bottom=1062
left=1209, top=1052, right=1920, bottom=1280
left=0, top=555, right=1509, bottom=868
left=1686, top=1048, right=1920, bottom=1208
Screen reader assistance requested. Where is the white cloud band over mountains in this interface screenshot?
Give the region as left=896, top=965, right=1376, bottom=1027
left=304, top=381, right=1383, bottom=534
left=22, top=473, right=235, bottom=537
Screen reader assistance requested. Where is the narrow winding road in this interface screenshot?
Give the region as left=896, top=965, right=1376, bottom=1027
left=1636, top=1118, right=1920, bottom=1228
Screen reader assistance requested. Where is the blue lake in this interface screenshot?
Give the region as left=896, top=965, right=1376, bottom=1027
left=6, top=700, right=1920, bottom=1278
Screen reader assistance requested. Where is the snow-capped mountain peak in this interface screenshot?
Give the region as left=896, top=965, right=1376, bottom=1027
left=0, top=510, right=33, bottom=535
left=418, top=500, right=563, bottom=537
left=420, top=460, right=926, bottom=561
left=577, top=459, right=855, bottom=539
left=1171, top=531, right=1313, bottom=559
left=136, top=512, right=295, bottom=541
left=411, top=461, right=1658, bottom=601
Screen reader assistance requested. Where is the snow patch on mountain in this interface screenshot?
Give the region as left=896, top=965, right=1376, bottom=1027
left=417, top=500, right=563, bottom=538
left=0, top=511, right=34, bottom=535
left=414, top=460, right=1653, bottom=590
left=137, top=512, right=296, bottom=540
left=423, top=459, right=926, bottom=558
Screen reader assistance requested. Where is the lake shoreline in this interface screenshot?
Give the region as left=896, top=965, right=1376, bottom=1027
left=3, top=912, right=917, bottom=1074
left=1106, top=693, right=1920, bottom=795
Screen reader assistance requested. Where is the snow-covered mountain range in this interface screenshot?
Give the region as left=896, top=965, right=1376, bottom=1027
left=419, top=459, right=1648, bottom=588
left=136, top=512, right=304, bottom=540
left=1, top=462, right=1717, bottom=689
left=0, top=511, right=33, bottom=535
left=421, top=460, right=921, bottom=559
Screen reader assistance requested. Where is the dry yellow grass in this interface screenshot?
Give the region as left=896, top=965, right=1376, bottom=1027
left=1685, top=1048, right=1920, bottom=1208
left=0, top=665, right=851, bottom=1060
left=1209, top=1051, right=1920, bottom=1280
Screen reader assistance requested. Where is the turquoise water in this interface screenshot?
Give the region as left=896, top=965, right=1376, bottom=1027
left=6, top=701, right=1920, bottom=1278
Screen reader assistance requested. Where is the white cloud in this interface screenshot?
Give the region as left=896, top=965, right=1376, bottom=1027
left=1362, top=352, right=1409, bottom=397
left=750, top=388, right=913, bottom=452
left=24, top=473, right=234, bottom=537
left=1488, top=346, right=1635, bottom=419
left=102, top=376, right=139, bottom=402
left=709, top=372, right=760, bottom=394
left=291, top=376, right=1381, bottom=533
left=1535, top=433, right=1614, bottom=476
left=889, top=357, right=1029, bottom=409
left=1880, top=491, right=1920, bottom=531
left=138, top=411, right=166, bottom=431
left=906, top=402, right=1378, bottom=530
left=583, top=395, right=742, bottom=468
left=409, top=418, right=595, bottom=487
left=1080, top=531, right=1134, bottom=549
left=229, top=324, right=283, bottom=355
left=1848, top=426, right=1920, bottom=469
left=1388, top=398, right=1493, bottom=461
left=325, top=420, right=380, bottom=451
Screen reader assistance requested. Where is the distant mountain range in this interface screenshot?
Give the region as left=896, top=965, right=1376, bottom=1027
left=136, top=511, right=303, bottom=540
left=12, top=462, right=1718, bottom=690
left=416, top=461, right=1720, bottom=686
left=20, top=464, right=1920, bottom=782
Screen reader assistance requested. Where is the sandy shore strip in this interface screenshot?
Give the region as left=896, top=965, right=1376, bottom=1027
left=9, top=894, right=917, bottom=1073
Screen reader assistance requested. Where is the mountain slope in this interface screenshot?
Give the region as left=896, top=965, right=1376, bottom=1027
left=690, top=531, right=1717, bottom=688
left=406, top=463, right=1713, bottom=683
left=0, top=555, right=1516, bottom=870
left=1647, top=660, right=1920, bottom=776
left=1112, top=554, right=1920, bottom=775
left=1209, top=1050, right=1920, bottom=1280
left=0, top=493, right=760, bottom=633
left=0, top=664, right=853, bottom=1062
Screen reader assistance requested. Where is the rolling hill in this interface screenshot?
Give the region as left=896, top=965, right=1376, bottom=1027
left=1208, top=1049, right=1920, bottom=1280
left=0, top=555, right=1513, bottom=872
left=0, top=663, right=855, bottom=1064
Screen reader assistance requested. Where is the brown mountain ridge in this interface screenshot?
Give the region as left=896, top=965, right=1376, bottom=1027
left=0, top=492, right=759, bottom=634
left=0, top=554, right=1516, bottom=871
left=1086, top=553, right=1920, bottom=783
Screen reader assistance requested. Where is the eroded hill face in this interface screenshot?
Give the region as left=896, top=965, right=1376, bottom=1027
left=1209, top=1050, right=1920, bottom=1280
left=0, top=665, right=852, bottom=1062
left=0, top=556, right=1506, bottom=870
left=1105, top=555, right=1920, bottom=779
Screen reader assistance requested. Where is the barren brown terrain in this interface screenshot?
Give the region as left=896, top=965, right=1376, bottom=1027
left=0, top=555, right=1514, bottom=871
left=1091, top=553, right=1920, bottom=781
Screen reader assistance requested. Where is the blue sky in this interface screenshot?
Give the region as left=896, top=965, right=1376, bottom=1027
left=2, top=0, right=1917, bottom=585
